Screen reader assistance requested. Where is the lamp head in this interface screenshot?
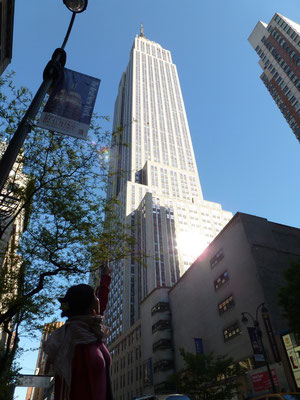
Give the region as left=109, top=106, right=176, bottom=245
left=63, top=0, right=88, bottom=13
left=241, top=313, right=248, bottom=325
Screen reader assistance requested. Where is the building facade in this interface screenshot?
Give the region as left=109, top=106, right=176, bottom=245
left=25, top=322, right=64, bottom=400
left=106, top=28, right=232, bottom=399
left=0, top=143, right=27, bottom=355
left=0, top=0, right=15, bottom=75
left=169, top=213, right=300, bottom=396
left=249, top=13, right=300, bottom=142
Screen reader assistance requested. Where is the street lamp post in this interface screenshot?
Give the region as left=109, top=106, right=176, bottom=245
left=0, top=0, right=88, bottom=194
left=241, top=303, right=277, bottom=393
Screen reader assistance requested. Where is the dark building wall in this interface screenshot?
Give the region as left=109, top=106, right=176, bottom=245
left=241, top=214, right=300, bottom=333
left=0, top=0, right=15, bottom=75
left=169, top=212, right=300, bottom=392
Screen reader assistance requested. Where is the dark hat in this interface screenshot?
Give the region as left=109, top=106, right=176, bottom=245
left=58, top=284, right=96, bottom=317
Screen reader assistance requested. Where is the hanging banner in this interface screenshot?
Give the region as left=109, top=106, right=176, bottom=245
left=38, top=68, right=100, bottom=139
left=143, top=357, right=153, bottom=386
left=247, top=327, right=265, bottom=363
left=194, top=338, right=204, bottom=354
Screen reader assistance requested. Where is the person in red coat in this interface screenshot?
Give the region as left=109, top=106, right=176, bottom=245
left=44, top=263, right=113, bottom=400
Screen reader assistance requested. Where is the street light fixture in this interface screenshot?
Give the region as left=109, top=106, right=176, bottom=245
left=241, top=303, right=276, bottom=393
left=63, top=0, right=88, bottom=13
left=0, top=1, right=88, bottom=194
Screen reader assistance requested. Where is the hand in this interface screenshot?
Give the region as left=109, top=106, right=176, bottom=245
left=101, top=260, right=111, bottom=276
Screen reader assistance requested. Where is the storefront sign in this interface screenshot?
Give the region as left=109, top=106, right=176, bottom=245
left=251, top=369, right=279, bottom=392
left=282, top=333, right=300, bottom=388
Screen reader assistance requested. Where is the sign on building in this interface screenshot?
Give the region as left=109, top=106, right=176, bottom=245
left=282, top=333, right=300, bottom=388
left=251, top=369, right=279, bottom=392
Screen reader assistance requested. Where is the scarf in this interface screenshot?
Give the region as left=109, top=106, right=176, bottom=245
left=43, top=315, right=109, bottom=388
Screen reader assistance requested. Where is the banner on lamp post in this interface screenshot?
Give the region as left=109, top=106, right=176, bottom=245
left=247, top=327, right=265, bottom=363
left=38, top=68, right=100, bottom=139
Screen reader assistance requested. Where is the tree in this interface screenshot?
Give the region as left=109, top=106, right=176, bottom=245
left=0, top=72, right=134, bottom=395
left=278, top=259, right=300, bottom=335
left=169, top=349, right=245, bottom=400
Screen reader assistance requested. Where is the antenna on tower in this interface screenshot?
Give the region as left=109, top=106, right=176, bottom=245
left=140, top=23, right=145, bottom=37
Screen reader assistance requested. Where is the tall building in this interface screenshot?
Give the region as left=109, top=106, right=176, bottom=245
left=0, top=142, right=27, bottom=356
left=105, top=27, right=232, bottom=397
left=249, top=13, right=300, bottom=142
left=0, top=0, right=15, bottom=75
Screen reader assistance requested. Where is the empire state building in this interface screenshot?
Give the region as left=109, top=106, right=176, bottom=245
left=105, top=27, right=232, bottom=384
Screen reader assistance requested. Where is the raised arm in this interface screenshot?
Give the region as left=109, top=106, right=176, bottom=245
left=95, top=262, right=112, bottom=315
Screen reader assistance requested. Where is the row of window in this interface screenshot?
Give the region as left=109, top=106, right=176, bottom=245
left=265, top=28, right=300, bottom=66
left=111, top=326, right=142, bottom=357
left=256, top=41, right=300, bottom=90
left=112, top=365, right=143, bottom=392
left=136, top=39, right=171, bottom=63
left=261, top=73, right=300, bottom=137
left=273, top=15, right=300, bottom=47
left=223, top=322, right=241, bottom=341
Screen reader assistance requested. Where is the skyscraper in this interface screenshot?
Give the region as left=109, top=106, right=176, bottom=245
left=249, top=13, right=300, bottom=142
left=105, top=27, right=232, bottom=397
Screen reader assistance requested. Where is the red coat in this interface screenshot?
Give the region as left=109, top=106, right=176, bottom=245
left=54, top=274, right=112, bottom=400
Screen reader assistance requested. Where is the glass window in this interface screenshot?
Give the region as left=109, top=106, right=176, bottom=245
left=223, top=322, right=240, bottom=341
left=218, top=295, right=235, bottom=314
left=214, top=271, right=229, bottom=290
left=210, top=249, right=224, bottom=268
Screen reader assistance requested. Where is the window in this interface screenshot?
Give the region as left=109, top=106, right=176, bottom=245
left=210, top=249, right=224, bottom=268
left=223, top=322, right=240, bottom=341
left=153, top=359, right=173, bottom=372
left=152, top=319, right=171, bottom=333
left=218, top=295, right=235, bottom=314
left=214, top=271, right=229, bottom=290
left=153, top=339, right=172, bottom=352
left=151, top=302, right=169, bottom=315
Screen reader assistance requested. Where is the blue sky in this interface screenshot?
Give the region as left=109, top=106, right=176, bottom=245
left=11, top=0, right=300, bottom=397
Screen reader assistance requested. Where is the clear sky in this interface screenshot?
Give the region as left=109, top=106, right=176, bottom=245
left=11, top=0, right=300, bottom=397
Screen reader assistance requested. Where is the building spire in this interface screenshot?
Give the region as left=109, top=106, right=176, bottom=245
left=140, top=23, right=145, bottom=38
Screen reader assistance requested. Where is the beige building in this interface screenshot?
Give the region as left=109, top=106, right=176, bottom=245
left=169, top=212, right=300, bottom=396
left=110, top=212, right=300, bottom=398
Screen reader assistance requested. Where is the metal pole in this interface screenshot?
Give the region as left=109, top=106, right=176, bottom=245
left=0, top=12, right=75, bottom=194
left=242, top=305, right=277, bottom=394
left=0, top=77, right=54, bottom=193
left=256, top=325, right=277, bottom=393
